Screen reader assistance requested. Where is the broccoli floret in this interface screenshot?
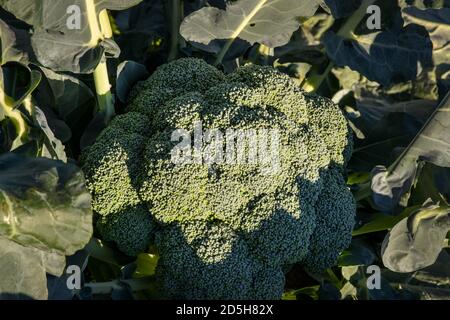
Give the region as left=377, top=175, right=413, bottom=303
left=155, top=220, right=255, bottom=299
left=81, top=58, right=355, bottom=299
left=81, top=112, right=157, bottom=255
left=302, top=168, right=356, bottom=271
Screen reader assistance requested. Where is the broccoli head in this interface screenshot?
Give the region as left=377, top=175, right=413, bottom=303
left=81, top=58, right=355, bottom=299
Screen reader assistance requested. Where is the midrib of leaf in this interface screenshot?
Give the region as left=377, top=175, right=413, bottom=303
left=411, top=205, right=450, bottom=235
left=0, top=86, right=28, bottom=148
left=84, top=0, right=103, bottom=47
left=353, top=135, right=412, bottom=153
left=214, top=0, right=268, bottom=65
left=403, top=10, right=450, bottom=29
left=388, top=91, right=450, bottom=175
left=1, top=191, right=18, bottom=238
left=351, top=33, right=428, bottom=53
left=231, top=0, right=268, bottom=39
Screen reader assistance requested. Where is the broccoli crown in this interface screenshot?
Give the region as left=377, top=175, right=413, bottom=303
left=82, top=58, right=355, bottom=299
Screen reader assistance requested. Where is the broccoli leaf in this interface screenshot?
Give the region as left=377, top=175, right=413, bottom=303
left=1, top=0, right=142, bottom=73
left=0, top=236, right=49, bottom=300
left=0, top=19, right=32, bottom=65
left=402, top=7, right=450, bottom=66
left=0, top=153, right=93, bottom=299
left=116, top=60, right=149, bottom=103
left=323, top=25, right=434, bottom=86
left=0, top=153, right=92, bottom=255
left=36, top=66, right=96, bottom=129
left=381, top=202, right=450, bottom=273
left=323, top=0, right=362, bottom=18
left=180, top=0, right=323, bottom=59
left=371, top=91, right=450, bottom=213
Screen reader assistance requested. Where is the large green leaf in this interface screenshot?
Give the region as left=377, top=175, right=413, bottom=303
left=352, top=206, right=419, bottom=236
left=0, top=19, right=31, bottom=65
left=383, top=251, right=450, bottom=299
left=349, top=98, right=437, bottom=171
left=381, top=202, right=450, bottom=273
left=180, top=0, right=322, bottom=55
left=0, top=153, right=93, bottom=299
left=371, top=91, right=450, bottom=213
left=1, top=0, right=142, bottom=73
left=0, top=153, right=92, bottom=254
left=323, top=26, right=434, bottom=86
left=402, top=7, right=450, bottom=66
left=35, top=66, right=95, bottom=129
left=0, top=236, right=48, bottom=300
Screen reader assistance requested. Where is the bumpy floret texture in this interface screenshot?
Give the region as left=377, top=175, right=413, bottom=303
left=82, top=58, right=356, bottom=299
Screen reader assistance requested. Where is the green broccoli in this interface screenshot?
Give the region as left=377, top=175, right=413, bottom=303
left=81, top=58, right=356, bottom=299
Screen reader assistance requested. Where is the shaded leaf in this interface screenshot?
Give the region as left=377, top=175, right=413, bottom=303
left=80, top=110, right=108, bottom=150
left=47, top=249, right=90, bottom=300
left=116, top=61, right=149, bottom=103
left=34, top=106, right=67, bottom=162
left=323, top=0, right=362, bottom=18
left=371, top=91, right=450, bottom=213
left=0, top=19, right=32, bottom=65
left=0, top=153, right=93, bottom=255
left=0, top=61, right=41, bottom=108
left=114, top=0, right=167, bottom=63
left=381, top=202, right=450, bottom=272
left=338, top=239, right=377, bottom=266
left=353, top=206, right=419, bottom=236
left=36, top=67, right=95, bottom=127
left=323, top=25, right=433, bottom=86
left=402, top=7, right=450, bottom=66
left=2, top=0, right=142, bottom=73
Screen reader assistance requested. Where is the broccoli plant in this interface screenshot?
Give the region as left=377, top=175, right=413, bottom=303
left=81, top=58, right=356, bottom=299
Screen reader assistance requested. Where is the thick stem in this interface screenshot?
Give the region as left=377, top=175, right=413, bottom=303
left=98, top=10, right=112, bottom=38
left=168, top=0, right=182, bottom=61
left=258, top=43, right=273, bottom=65
left=93, top=60, right=114, bottom=121
left=214, top=38, right=235, bottom=66
left=301, top=62, right=333, bottom=93
left=93, top=9, right=115, bottom=122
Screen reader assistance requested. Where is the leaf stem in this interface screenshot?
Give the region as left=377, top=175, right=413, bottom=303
left=258, top=43, right=273, bottom=65
left=168, top=0, right=183, bottom=61
left=93, top=9, right=114, bottom=122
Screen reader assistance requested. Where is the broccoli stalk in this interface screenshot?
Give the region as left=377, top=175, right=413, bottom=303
left=166, top=0, right=184, bottom=62
left=92, top=9, right=115, bottom=123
